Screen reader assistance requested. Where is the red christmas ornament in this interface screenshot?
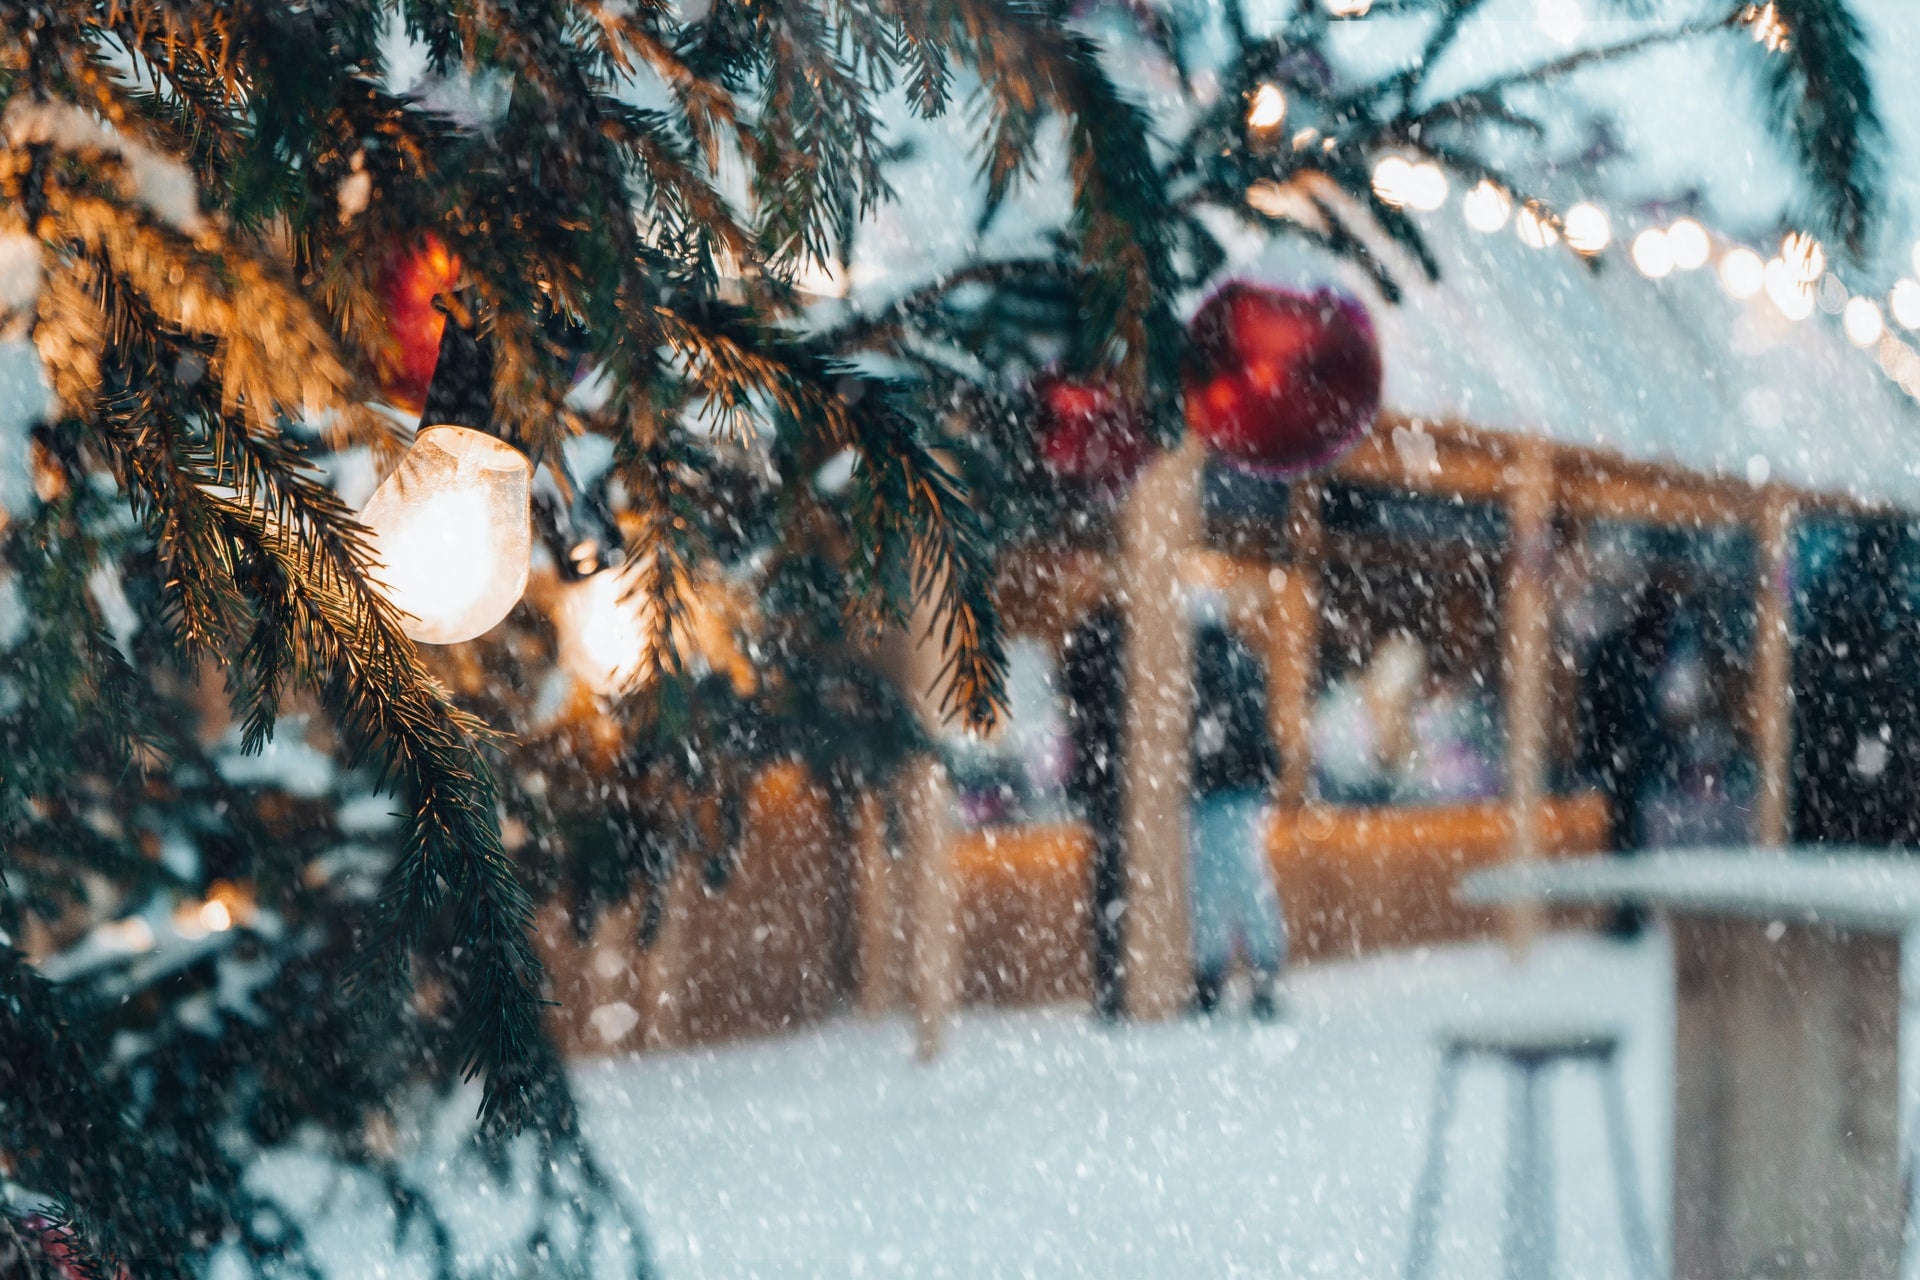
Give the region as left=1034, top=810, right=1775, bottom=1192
left=1035, top=376, right=1157, bottom=498
left=372, top=234, right=462, bottom=414
left=1183, top=282, right=1382, bottom=477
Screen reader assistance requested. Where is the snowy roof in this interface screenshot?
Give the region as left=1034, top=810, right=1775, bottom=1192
left=1230, top=199, right=1920, bottom=512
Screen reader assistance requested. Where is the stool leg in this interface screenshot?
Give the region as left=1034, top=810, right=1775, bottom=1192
left=1598, top=1055, right=1661, bottom=1279
left=1404, top=1054, right=1463, bottom=1280
left=1505, top=1061, right=1554, bottom=1280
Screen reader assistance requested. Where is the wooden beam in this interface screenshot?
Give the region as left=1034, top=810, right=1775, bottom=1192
left=903, top=755, right=960, bottom=1061
left=1501, top=438, right=1554, bottom=950
left=1751, top=488, right=1796, bottom=846
left=1118, top=434, right=1206, bottom=1020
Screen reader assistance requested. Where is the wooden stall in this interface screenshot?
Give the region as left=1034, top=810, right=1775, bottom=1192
left=541, top=410, right=1841, bottom=1056
left=940, top=412, right=1834, bottom=1021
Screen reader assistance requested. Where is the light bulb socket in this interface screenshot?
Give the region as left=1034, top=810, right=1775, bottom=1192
left=420, top=287, right=500, bottom=437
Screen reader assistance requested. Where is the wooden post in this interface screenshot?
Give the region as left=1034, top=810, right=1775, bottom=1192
left=1268, top=483, right=1323, bottom=809
left=1750, top=488, right=1795, bottom=847
left=902, top=756, right=960, bottom=1060
left=1117, top=434, right=1206, bottom=1019
left=853, top=789, right=902, bottom=1015
left=1501, top=439, right=1554, bottom=949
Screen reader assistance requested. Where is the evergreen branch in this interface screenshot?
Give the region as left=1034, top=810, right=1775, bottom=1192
left=1751, top=0, right=1884, bottom=257
left=920, top=0, right=1185, bottom=394
left=657, top=302, right=1007, bottom=726
left=0, top=946, right=195, bottom=1280
left=204, top=492, right=547, bottom=1134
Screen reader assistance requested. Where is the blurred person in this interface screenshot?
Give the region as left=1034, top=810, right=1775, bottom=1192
left=1188, top=601, right=1286, bottom=1018
left=1312, top=634, right=1425, bottom=804
left=1580, top=577, right=1680, bottom=936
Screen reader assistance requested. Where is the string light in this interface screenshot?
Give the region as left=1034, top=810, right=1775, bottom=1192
left=1763, top=256, right=1815, bottom=321
left=1371, top=155, right=1415, bottom=209
left=1630, top=228, right=1673, bottom=279
left=1889, top=280, right=1920, bottom=330
left=1562, top=203, right=1611, bottom=255
left=1780, top=231, right=1825, bottom=285
left=1514, top=202, right=1557, bottom=249
left=360, top=426, right=533, bottom=645
left=1323, top=0, right=1371, bottom=14
left=1844, top=297, right=1885, bottom=348
left=1666, top=219, right=1711, bottom=271
left=1462, top=180, right=1512, bottom=233
left=1406, top=162, right=1448, bottom=212
left=1247, top=83, right=1286, bottom=132
left=556, top=559, right=661, bottom=697
left=1740, top=2, right=1790, bottom=52
left=1719, top=248, right=1765, bottom=299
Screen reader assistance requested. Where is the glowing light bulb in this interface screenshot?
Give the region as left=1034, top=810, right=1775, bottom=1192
left=1780, top=231, right=1824, bottom=285
left=1514, top=202, right=1557, bottom=249
left=1462, top=181, right=1512, bottom=233
left=200, top=898, right=233, bottom=932
left=1562, top=203, right=1611, bottom=255
left=1630, top=229, right=1674, bottom=279
left=1763, top=257, right=1814, bottom=320
left=556, top=562, right=660, bottom=697
left=1844, top=296, right=1885, bottom=347
left=1719, top=247, right=1765, bottom=299
left=1405, top=162, right=1448, bottom=212
left=360, top=425, right=532, bottom=645
left=1891, top=280, right=1920, bottom=329
left=1247, top=83, right=1286, bottom=132
left=1371, top=155, right=1415, bottom=209
left=1324, top=0, right=1370, bottom=14
left=1666, top=218, right=1711, bottom=270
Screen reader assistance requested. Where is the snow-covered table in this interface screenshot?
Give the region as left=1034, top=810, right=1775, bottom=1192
left=1463, top=848, right=1920, bottom=1280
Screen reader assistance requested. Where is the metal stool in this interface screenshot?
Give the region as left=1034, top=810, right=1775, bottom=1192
left=1402, top=1020, right=1659, bottom=1280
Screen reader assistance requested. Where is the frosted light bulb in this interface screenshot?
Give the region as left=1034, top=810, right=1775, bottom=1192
left=1666, top=218, right=1711, bottom=271
left=1844, top=296, right=1884, bottom=347
left=556, top=562, right=657, bottom=696
left=1630, top=229, right=1673, bottom=279
left=1405, top=162, right=1448, bottom=213
left=1514, top=203, right=1557, bottom=249
left=360, top=425, right=532, bottom=644
left=1246, top=83, right=1286, bottom=132
left=1462, top=181, right=1512, bottom=233
left=1370, top=156, right=1414, bottom=208
left=1719, top=248, right=1765, bottom=299
left=1562, top=203, right=1610, bottom=255
left=1890, top=280, right=1920, bottom=329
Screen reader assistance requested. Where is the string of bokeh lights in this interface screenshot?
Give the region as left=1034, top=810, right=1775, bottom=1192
left=1242, top=68, right=1920, bottom=407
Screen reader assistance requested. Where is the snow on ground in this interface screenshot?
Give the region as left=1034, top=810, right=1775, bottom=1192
left=274, top=929, right=1920, bottom=1278
left=579, top=932, right=1675, bottom=1279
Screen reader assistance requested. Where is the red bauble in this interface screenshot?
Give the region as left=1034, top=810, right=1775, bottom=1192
left=1183, top=283, right=1382, bottom=477
left=1035, top=377, right=1157, bottom=498
left=373, top=234, right=462, bottom=414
